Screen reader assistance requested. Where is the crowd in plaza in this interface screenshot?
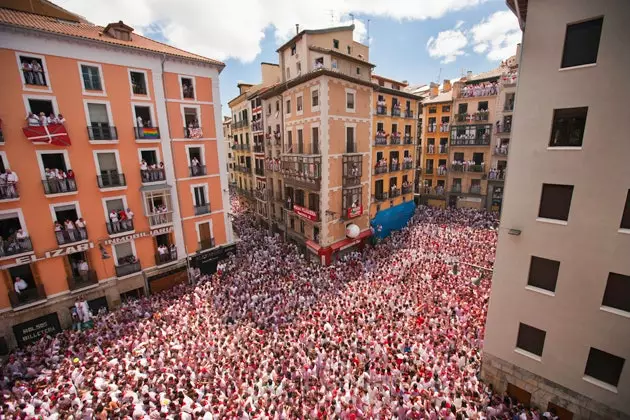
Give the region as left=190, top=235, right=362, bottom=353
left=0, top=197, right=561, bottom=419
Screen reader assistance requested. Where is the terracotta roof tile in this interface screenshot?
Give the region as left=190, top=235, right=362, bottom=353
left=0, top=8, right=224, bottom=67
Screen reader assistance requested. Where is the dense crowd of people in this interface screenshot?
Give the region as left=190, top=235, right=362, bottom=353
left=0, top=198, right=559, bottom=419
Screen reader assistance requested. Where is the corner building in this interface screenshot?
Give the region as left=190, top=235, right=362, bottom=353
left=482, top=0, right=630, bottom=418
left=0, top=1, right=233, bottom=350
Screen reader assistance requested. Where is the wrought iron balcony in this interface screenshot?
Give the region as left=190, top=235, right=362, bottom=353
left=439, top=145, right=448, bottom=154
left=391, top=107, right=401, bottom=117
left=0, top=183, right=19, bottom=200
left=67, top=269, right=98, bottom=291
left=106, top=219, right=134, bottom=235
left=493, top=146, right=509, bottom=156
left=55, top=228, right=88, bottom=246
left=374, top=165, right=388, bottom=175
left=403, top=135, right=413, bottom=145
left=88, top=125, right=118, bottom=140
left=402, top=161, right=413, bottom=170
left=251, top=121, right=263, bottom=132
left=389, top=163, right=400, bottom=172
left=194, top=203, right=211, bottom=215
left=390, top=135, right=401, bottom=145
left=97, top=171, right=126, bottom=188
left=253, top=144, right=265, bottom=153
left=469, top=185, right=482, bottom=194
left=281, top=155, right=321, bottom=190
left=254, top=167, right=265, bottom=177
left=155, top=248, right=177, bottom=266
left=189, top=165, right=207, bottom=177
left=374, top=135, right=388, bottom=146
left=402, top=185, right=413, bottom=194
left=451, top=185, right=462, bottom=193
left=115, top=260, right=141, bottom=277
left=496, top=124, right=512, bottom=134
left=390, top=189, right=401, bottom=198
left=376, top=105, right=388, bottom=115
left=439, top=123, right=450, bottom=133
left=404, top=109, right=414, bottom=119
left=140, top=168, right=166, bottom=183
left=425, top=167, right=434, bottom=175
left=0, top=236, right=33, bottom=256
left=373, top=192, right=389, bottom=202
left=450, top=125, right=492, bottom=146
left=427, top=124, right=436, bottom=133
left=148, top=212, right=173, bottom=227
left=342, top=154, right=362, bottom=187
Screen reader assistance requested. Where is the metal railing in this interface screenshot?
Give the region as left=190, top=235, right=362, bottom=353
left=42, top=178, right=76, bottom=195
left=376, top=105, right=387, bottom=115
left=374, top=135, right=388, bottom=146
left=182, top=87, right=195, bottom=99
left=155, top=249, right=178, bottom=266
left=402, top=185, right=413, bottom=194
left=55, top=228, right=88, bottom=245
left=427, top=124, right=437, bottom=133
left=184, top=126, right=204, bottom=139
left=97, top=171, right=126, bottom=188
left=439, top=145, right=448, bottom=154
left=390, top=163, right=400, bottom=172
left=404, top=109, right=414, bottom=119
left=374, top=192, right=389, bottom=201
left=148, top=212, right=173, bottom=226
left=0, top=236, right=33, bottom=256
left=425, top=168, right=434, bottom=175
left=67, top=269, right=98, bottom=291
left=189, top=165, right=207, bottom=177
left=140, top=168, right=166, bottom=183
left=402, top=161, right=414, bottom=170
left=391, top=107, right=401, bottom=117
left=493, top=147, right=509, bottom=156
left=403, top=135, right=413, bottom=144
left=496, top=124, right=512, bottom=134
left=451, top=185, right=462, bottom=193
left=106, top=219, right=134, bottom=235
left=115, top=260, right=141, bottom=277
left=439, top=124, right=450, bottom=133
left=253, top=144, right=265, bottom=153
left=0, top=183, right=19, bottom=200
left=374, top=165, right=388, bottom=175
left=132, top=84, right=147, bottom=95
left=390, top=135, right=401, bottom=145
left=198, top=238, right=216, bottom=251
left=194, top=203, right=211, bottom=215
left=8, top=284, right=46, bottom=308
left=469, top=186, right=482, bottom=194
left=134, top=126, right=160, bottom=140
left=87, top=125, right=118, bottom=140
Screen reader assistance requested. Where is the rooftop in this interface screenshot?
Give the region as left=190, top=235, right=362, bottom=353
left=423, top=91, right=453, bottom=104
left=0, top=4, right=224, bottom=67
left=276, top=24, right=355, bottom=52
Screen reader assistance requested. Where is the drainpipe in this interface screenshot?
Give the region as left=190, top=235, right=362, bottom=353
left=160, top=54, right=192, bottom=283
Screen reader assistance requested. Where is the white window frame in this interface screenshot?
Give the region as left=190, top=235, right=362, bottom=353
left=128, top=68, right=151, bottom=100
left=296, top=93, right=304, bottom=116
left=93, top=149, right=124, bottom=189
left=132, top=102, right=160, bottom=143
left=15, top=51, right=52, bottom=93
left=112, top=240, right=138, bottom=264
left=77, top=61, right=107, bottom=97
left=35, top=150, right=72, bottom=179
left=180, top=104, right=203, bottom=132
left=310, top=86, right=320, bottom=113
left=190, top=183, right=210, bottom=207
left=345, top=88, right=356, bottom=113
left=185, top=144, right=205, bottom=166
left=0, top=208, right=29, bottom=236
left=23, top=94, right=59, bottom=118
left=49, top=200, right=83, bottom=224
left=179, top=74, right=197, bottom=100
left=84, top=99, right=116, bottom=144
left=195, top=219, right=214, bottom=243
left=101, top=195, right=129, bottom=222
left=137, top=147, right=161, bottom=166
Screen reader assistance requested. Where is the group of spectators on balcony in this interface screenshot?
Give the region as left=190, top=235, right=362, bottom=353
left=453, top=130, right=490, bottom=142
left=44, top=167, right=75, bottom=194
left=436, top=164, right=448, bottom=176
left=140, top=160, right=165, bottom=183
left=108, top=208, right=134, bottom=233
left=21, top=60, right=45, bottom=86
left=264, top=157, right=281, bottom=172
left=488, top=167, right=507, bottom=180
left=53, top=218, right=87, bottom=244
left=376, top=98, right=387, bottom=114
left=375, top=157, right=388, bottom=171
left=26, top=112, right=66, bottom=127
left=460, top=81, right=499, bottom=97
left=0, top=169, right=19, bottom=199
left=0, top=229, right=29, bottom=257
left=421, top=183, right=446, bottom=196
left=375, top=130, right=388, bottom=144
left=0, top=200, right=557, bottom=419
left=451, top=160, right=485, bottom=172
left=494, top=143, right=509, bottom=155
left=402, top=155, right=413, bottom=168
left=150, top=204, right=171, bottom=225
left=495, top=120, right=512, bottom=134
left=156, top=243, right=177, bottom=263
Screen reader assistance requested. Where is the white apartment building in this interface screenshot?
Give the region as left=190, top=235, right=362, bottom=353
left=482, top=1, right=630, bottom=418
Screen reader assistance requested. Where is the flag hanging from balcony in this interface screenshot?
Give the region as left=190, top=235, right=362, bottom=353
left=189, top=127, right=203, bottom=139
left=140, top=127, right=159, bottom=139
left=22, top=124, right=71, bottom=146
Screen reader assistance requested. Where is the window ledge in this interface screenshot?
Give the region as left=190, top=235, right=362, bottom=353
left=514, top=348, right=542, bottom=362
left=559, top=63, right=597, bottom=72
left=59, top=239, right=89, bottom=248
left=600, top=306, right=630, bottom=319
left=618, top=228, right=630, bottom=235
left=0, top=251, right=34, bottom=262
left=536, top=217, right=568, bottom=226
left=108, top=230, right=135, bottom=238
left=546, top=146, right=583, bottom=151
left=525, top=285, right=556, bottom=297
left=0, top=198, right=20, bottom=203
left=99, top=186, right=127, bottom=192
left=583, top=376, right=618, bottom=393
left=135, top=139, right=162, bottom=144
left=45, top=191, right=78, bottom=198
left=12, top=298, right=48, bottom=312
left=89, top=140, right=119, bottom=145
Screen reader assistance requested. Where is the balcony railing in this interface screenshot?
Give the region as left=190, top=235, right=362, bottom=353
left=390, top=163, right=400, bottom=172
left=454, top=113, right=468, bottom=123
left=504, top=103, right=515, bottom=112
left=115, top=260, right=141, bottom=277
left=404, top=109, right=414, bottom=119
left=189, top=165, right=207, bottom=177
left=402, top=185, right=413, bottom=194
left=148, top=212, right=173, bottom=226
left=198, top=238, right=216, bottom=251
left=469, top=186, right=482, bottom=194
left=106, top=219, right=134, bottom=235
left=450, top=125, right=492, bottom=146
left=97, top=171, right=126, bottom=188
left=390, top=135, right=401, bottom=145
left=8, top=284, right=46, bottom=308
left=436, top=167, right=448, bottom=176
left=402, top=161, right=413, bottom=170
left=0, top=236, right=33, bottom=256
left=134, top=126, right=160, bottom=140
left=254, top=168, right=265, bottom=177
left=235, top=165, right=251, bottom=174
left=0, top=183, right=19, bottom=200
left=251, top=121, right=263, bottom=132
left=42, top=178, right=76, bottom=195
left=194, top=203, right=211, bottom=215
left=155, top=248, right=178, bottom=266
left=374, top=165, right=388, bottom=175
left=427, top=124, right=436, bottom=133
left=374, top=135, right=388, bottom=146
left=88, top=125, right=118, bottom=141
left=376, top=105, right=387, bottom=115
left=233, top=120, right=249, bottom=129
left=493, top=146, right=509, bottom=156
left=141, top=168, right=166, bottom=183
left=253, top=144, right=265, bottom=153
left=403, top=135, right=413, bottom=145
left=488, top=170, right=507, bottom=181
left=451, top=136, right=491, bottom=146
left=391, top=107, right=401, bottom=117
left=496, top=124, right=512, bottom=134
left=55, top=228, right=88, bottom=246
left=419, top=186, right=446, bottom=197
left=374, top=192, right=389, bottom=202
left=390, top=189, right=401, bottom=198
left=450, top=164, right=484, bottom=173
left=425, top=167, right=434, bottom=175
left=451, top=185, right=462, bottom=193
left=67, top=269, right=98, bottom=291
left=427, top=145, right=436, bottom=154
left=281, top=155, right=321, bottom=190
left=439, top=123, right=450, bottom=133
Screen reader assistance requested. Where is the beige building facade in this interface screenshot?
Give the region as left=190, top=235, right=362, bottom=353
left=482, top=0, right=630, bottom=418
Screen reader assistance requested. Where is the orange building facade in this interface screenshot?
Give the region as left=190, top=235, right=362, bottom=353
left=0, top=3, right=233, bottom=349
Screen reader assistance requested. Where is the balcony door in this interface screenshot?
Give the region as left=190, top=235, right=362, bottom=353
left=66, top=251, right=90, bottom=278
left=140, top=150, right=158, bottom=166
left=52, top=203, right=78, bottom=226
left=375, top=179, right=384, bottom=196
left=41, top=153, right=67, bottom=173
left=198, top=221, right=213, bottom=247
left=7, top=263, right=37, bottom=299
left=134, top=105, right=153, bottom=127
left=113, top=242, right=135, bottom=266
left=27, top=98, right=55, bottom=117
left=87, top=103, right=110, bottom=129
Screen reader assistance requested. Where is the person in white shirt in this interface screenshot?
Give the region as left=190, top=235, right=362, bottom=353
left=78, top=260, right=89, bottom=275
left=26, top=113, right=40, bottom=126
left=14, top=277, right=28, bottom=294
left=75, top=218, right=87, bottom=239
left=15, top=229, right=28, bottom=250
left=109, top=210, right=119, bottom=233
left=64, top=219, right=76, bottom=242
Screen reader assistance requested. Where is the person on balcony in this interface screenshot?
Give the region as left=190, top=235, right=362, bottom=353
left=54, top=221, right=64, bottom=243
left=26, top=112, right=40, bottom=126
left=76, top=217, right=87, bottom=239
left=55, top=169, right=67, bottom=193
left=38, top=112, right=48, bottom=126
left=64, top=219, right=77, bottom=242
left=66, top=169, right=76, bottom=190
left=32, top=60, right=45, bottom=85
left=55, top=114, right=66, bottom=125
left=126, top=208, right=135, bottom=224
left=191, top=156, right=201, bottom=176
left=22, top=61, right=34, bottom=84
left=157, top=244, right=169, bottom=262
left=119, top=208, right=130, bottom=230
left=13, top=276, right=28, bottom=295
left=170, top=244, right=177, bottom=260
left=109, top=210, right=120, bottom=233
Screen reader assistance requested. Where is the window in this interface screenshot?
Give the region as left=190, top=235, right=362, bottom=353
left=312, top=127, right=319, bottom=154
left=346, top=92, right=355, bottom=111
left=550, top=107, right=587, bottom=147
left=584, top=347, right=625, bottom=388
left=478, top=101, right=488, bottom=111
left=87, top=103, right=116, bottom=140
left=286, top=99, right=291, bottom=114
left=527, top=256, right=560, bottom=292
left=538, top=184, right=574, bottom=221
left=276, top=100, right=280, bottom=112
left=356, top=67, right=361, bottom=75
left=297, top=129, right=304, bottom=154
left=333, top=39, right=339, bottom=49
left=19, top=55, right=47, bottom=86
left=342, top=186, right=362, bottom=211
left=429, top=107, right=436, bottom=114
left=621, top=190, right=630, bottom=230
left=347, top=46, right=351, bottom=54
left=311, top=89, right=319, bottom=108
left=346, top=126, right=355, bottom=153
left=81, top=64, right=102, bottom=91
left=516, top=323, right=546, bottom=357
left=442, top=105, right=451, bottom=113
left=193, top=185, right=208, bottom=207
left=28, top=98, right=55, bottom=116
left=561, top=17, right=603, bottom=68
left=286, top=67, right=290, bottom=79
left=296, top=96, right=303, bottom=112
left=602, top=272, right=630, bottom=313
left=291, top=45, right=296, bottom=55
left=286, top=130, right=293, bottom=153
left=296, top=62, right=302, bottom=75
left=130, top=71, right=147, bottom=95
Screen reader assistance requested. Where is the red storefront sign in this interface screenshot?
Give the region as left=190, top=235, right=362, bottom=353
left=346, top=205, right=363, bottom=219
left=293, top=204, right=318, bottom=221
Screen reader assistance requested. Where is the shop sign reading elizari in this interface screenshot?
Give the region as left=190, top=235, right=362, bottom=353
left=0, top=227, right=173, bottom=269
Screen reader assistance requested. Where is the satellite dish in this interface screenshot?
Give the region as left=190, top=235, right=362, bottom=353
left=346, top=224, right=360, bottom=238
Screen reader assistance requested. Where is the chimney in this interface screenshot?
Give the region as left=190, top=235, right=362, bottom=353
left=466, top=70, right=473, bottom=80
left=429, top=82, right=439, bottom=98
left=296, top=24, right=300, bottom=35
left=443, top=79, right=452, bottom=92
